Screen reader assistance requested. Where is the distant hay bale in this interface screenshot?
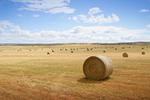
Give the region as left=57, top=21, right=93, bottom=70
left=47, top=52, right=50, bottom=55
left=122, top=47, right=125, bottom=49
left=17, top=49, right=22, bottom=51
left=83, top=55, right=113, bottom=81
left=142, top=52, right=145, bottom=55
left=122, top=53, right=128, bottom=57
left=103, top=50, right=106, bottom=53
left=142, top=48, right=144, bottom=50
left=115, top=48, right=117, bottom=50
left=52, top=50, right=54, bottom=52
left=87, top=48, right=89, bottom=51
left=71, top=51, right=74, bottom=53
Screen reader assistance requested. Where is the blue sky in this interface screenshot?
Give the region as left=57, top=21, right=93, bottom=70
left=0, top=0, right=150, bottom=43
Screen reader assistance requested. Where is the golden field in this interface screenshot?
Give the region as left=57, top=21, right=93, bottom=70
left=0, top=44, right=150, bottom=100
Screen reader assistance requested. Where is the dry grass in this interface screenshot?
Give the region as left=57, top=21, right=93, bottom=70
left=0, top=44, right=150, bottom=100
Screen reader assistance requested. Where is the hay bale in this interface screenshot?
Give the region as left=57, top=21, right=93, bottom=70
left=142, top=52, right=145, bottom=55
left=47, top=52, right=50, bottom=55
left=52, top=50, right=54, bottom=52
left=83, top=55, right=113, bottom=80
left=103, top=50, right=106, bottom=53
left=87, top=48, right=89, bottom=51
left=122, top=47, right=125, bottom=49
left=122, top=53, right=128, bottom=57
left=71, top=51, right=74, bottom=53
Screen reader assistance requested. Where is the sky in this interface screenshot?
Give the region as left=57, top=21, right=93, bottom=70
left=0, top=0, right=150, bottom=43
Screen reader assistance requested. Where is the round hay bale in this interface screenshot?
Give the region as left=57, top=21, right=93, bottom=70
left=47, top=52, right=50, bottom=55
left=121, top=47, right=125, bottom=49
left=103, top=50, right=106, bottom=53
left=83, top=55, right=113, bottom=81
left=122, top=53, right=128, bottom=57
left=142, top=52, right=145, bottom=55
left=71, top=51, right=74, bottom=53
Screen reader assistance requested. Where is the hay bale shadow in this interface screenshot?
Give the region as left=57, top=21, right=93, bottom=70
left=77, top=77, right=111, bottom=84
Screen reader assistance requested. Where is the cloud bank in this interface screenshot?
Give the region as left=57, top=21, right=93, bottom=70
left=0, top=20, right=150, bottom=43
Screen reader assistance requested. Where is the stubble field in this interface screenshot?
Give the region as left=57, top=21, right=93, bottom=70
left=0, top=44, right=150, bottom=100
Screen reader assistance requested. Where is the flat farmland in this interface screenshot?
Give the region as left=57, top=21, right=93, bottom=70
left=0, top=44, right=150, bottom=100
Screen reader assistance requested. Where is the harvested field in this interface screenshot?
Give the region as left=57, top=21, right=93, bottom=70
left=0, top=44, right=150, bottom=100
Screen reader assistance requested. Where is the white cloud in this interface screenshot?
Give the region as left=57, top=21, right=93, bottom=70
left=11, top=0, right=75, bottom=14
left=0, top=21, right=150, bottom=43
left=0, top=21, right=31, bottom=41
left=71, top=7, right=119, bottom=24
left=88, top=7, right=102, bottom=16
left=140, top=9, right=149, bottom=13
left=45, top=7, right=75, bottom=14
left=17, top=14, right=23, bottom=17
left=33, top=15, right=40, bottom=17
left=72, top=14, right=119, bottom=24
left=147, top=24, right=150, bottom=28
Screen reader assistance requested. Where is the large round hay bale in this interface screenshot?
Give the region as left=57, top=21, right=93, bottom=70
left=122, top=53, right=128, bottom=57
left=142, top=52, right=145, bottom=55
left=83, top=55, right=113, bottom=81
